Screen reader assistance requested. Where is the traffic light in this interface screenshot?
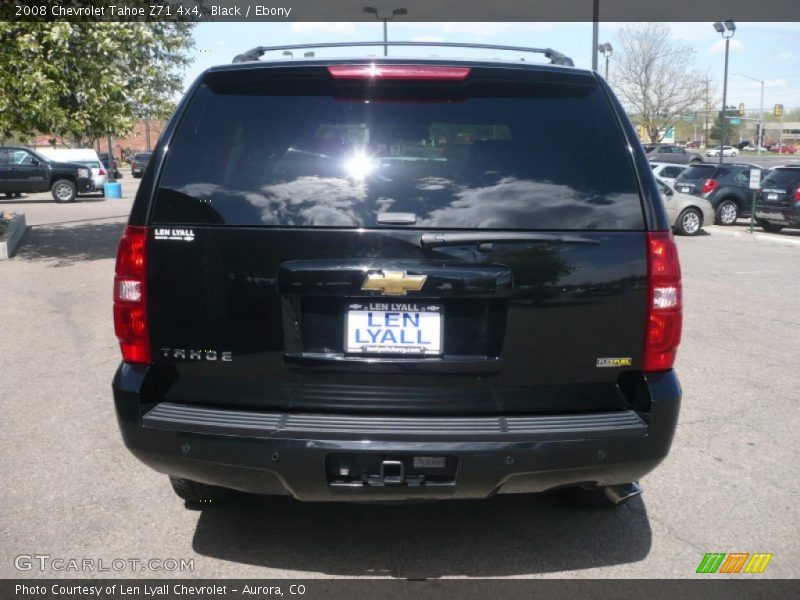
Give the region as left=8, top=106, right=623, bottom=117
left=738, top=103, right=745, bottom=116
left=774, top=104, right=783, bottom=117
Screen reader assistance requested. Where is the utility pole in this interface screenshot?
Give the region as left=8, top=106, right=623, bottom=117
left=106, top=133, right=115, bottom=182
left=144, top=117, right=151, bottom=152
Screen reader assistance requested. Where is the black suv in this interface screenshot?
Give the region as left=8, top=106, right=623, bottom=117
left=755, top=167, right=800, bottom=232
left=674, top=162, right=764, bottom=225
left=113, top=44, right=682, bottom=508
left=0, top=146, right=93, bottom=202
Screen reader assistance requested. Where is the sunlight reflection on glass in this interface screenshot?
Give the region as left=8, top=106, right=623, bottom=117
left=343, top=151, right=378, bottom=181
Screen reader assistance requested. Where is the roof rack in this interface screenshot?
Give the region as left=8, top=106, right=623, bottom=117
left=232, top=41, right=574, bottom=67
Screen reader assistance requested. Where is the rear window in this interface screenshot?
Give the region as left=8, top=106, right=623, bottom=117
left=763, top=168, right=800, bottom=187
left=680, top=165, right=716, bottom=179
left=77, top=160, right=101, bottom=168
left=134, top=153, right=151, bottom=161
left=153, top=67, right=644, bottom=230
left=661, top=166, right=684, bottom=178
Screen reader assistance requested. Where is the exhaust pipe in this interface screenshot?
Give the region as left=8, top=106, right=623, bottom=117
left=603, top=481, right=643, bottom=505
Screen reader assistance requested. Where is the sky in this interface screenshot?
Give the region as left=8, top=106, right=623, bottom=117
left=183, top=21, right=800, bottom=112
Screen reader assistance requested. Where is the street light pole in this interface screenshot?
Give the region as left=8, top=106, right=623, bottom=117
left=598, top=43, right=613, bottom=80
left=363, top=6, right=408, bottom=57
left=720, top=37, right=730, bottom=166
left=592, top=0, right=599, bottom=70
left=734, top=73, right=764, bottom=155
left=713, top=20, right=736, bottom=166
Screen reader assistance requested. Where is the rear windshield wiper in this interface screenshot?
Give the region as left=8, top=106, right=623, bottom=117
left=419, top=232, right=601, bottom=249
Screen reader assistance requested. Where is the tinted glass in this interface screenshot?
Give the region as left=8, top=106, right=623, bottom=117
left=680, top=165, right=716, bottom=179
left=8, top=150, right=36, bottom=165
left=134, top=153, right=151, bottom=161
left=0, top=149, right=7, bottom=166
left=662, top=166, right=683, bottom=178
left=154, top=70, right=644, bottom=230
left=763, top=169, right=800, bottom=187
left=77, top=160, right=102, bottom=169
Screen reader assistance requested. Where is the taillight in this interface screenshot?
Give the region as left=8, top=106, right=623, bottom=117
left=644, top=231, right=682, bottom=372
left=113, top=226, right=150, bottom=364
left=701, top=178, right=719, bottom=194
left=327, top=65, right=471, bottom=80
left=98, top=168, right=107, bottom=176
left=794, top=186, right=800, bottom=203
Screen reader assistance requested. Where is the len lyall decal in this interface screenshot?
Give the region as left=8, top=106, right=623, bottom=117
left=696, top=552, right=773, bottom=574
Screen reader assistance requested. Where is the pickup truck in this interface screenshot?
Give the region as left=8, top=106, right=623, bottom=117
left=1, top=146, right=93, bottom=202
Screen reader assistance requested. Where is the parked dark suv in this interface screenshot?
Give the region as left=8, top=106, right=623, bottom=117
left=113, top=44, right=683, bottom=508
left=130, top=152, right=152, bottom=178
left=755, top=167, right=800, bottom=232
left=0, top=146, right=92, bottom=202
left=674, top=162, right=765, bottom=225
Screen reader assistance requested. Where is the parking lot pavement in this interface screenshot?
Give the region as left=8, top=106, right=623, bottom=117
left=0, top=200, right=798, bottom=579
left=720, top=154, right=797, bottom=168
left=0, top=178, right=139, bottom=228
left=706, top=221, right=800, bottom=246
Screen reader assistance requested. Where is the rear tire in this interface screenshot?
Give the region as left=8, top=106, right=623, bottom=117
left=716, top=200, right=739, bottom=225
left=51, top=179, right=77, bottom=203
left=676, top=207, right=703, bottom=236
left=759, top=220, right=784, bottom=233
left=168, top=476, right=230, bottom=506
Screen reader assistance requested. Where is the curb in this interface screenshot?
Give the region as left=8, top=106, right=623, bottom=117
left=0, top=212, right=26, bottom=260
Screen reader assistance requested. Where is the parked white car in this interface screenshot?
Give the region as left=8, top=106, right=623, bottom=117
left=705, top=146, right=738, bottom=157
left=650, top=162, right=687, bottom=187
left=655, top=177, right=714, bottom=236
left=34, top=148, right=108, bottom=196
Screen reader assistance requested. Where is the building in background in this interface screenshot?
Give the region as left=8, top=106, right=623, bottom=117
left=30, top=118, right=166, bottom=161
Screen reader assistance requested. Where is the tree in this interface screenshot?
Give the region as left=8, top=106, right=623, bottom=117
left=613, top=23, right=708, bottom=143
left=0, top=22, right=194, bottom=145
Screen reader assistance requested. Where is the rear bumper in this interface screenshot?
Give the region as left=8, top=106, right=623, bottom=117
left=113, top=365, right=681, bottom=501
left=755, top=205, right=800, bottom=226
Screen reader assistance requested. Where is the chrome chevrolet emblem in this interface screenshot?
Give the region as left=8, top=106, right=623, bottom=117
left=361, top=270, right=427, bottom=296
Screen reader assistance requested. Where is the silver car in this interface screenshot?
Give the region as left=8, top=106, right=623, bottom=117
left=655, top=177, right=714, bottom=236
left=74, top=160, right=109, bottom=194
left=650, top=161, right=687, bottom=187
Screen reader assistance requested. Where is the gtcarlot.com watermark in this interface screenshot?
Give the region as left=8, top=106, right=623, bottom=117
left=14, top=554, right=194, bottom=573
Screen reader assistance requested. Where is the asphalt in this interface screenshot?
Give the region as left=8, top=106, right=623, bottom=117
left=0, top=180, right=798, bottom=579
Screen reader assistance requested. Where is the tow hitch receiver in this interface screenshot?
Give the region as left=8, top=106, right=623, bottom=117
left=327, top=454, right=456, bottom=490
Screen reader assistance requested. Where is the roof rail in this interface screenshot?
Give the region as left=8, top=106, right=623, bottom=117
left=232, top=41, right=574, bottom=67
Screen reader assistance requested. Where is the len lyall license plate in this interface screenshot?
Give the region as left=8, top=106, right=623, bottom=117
left=345, top=302, right=442, bottom=355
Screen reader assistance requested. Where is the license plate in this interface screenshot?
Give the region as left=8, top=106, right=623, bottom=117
left=767, top=193, right=778, bottom=200
left=345, top=302, right=442, bottom=355
left=681, top=187, right=691, bottom=193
